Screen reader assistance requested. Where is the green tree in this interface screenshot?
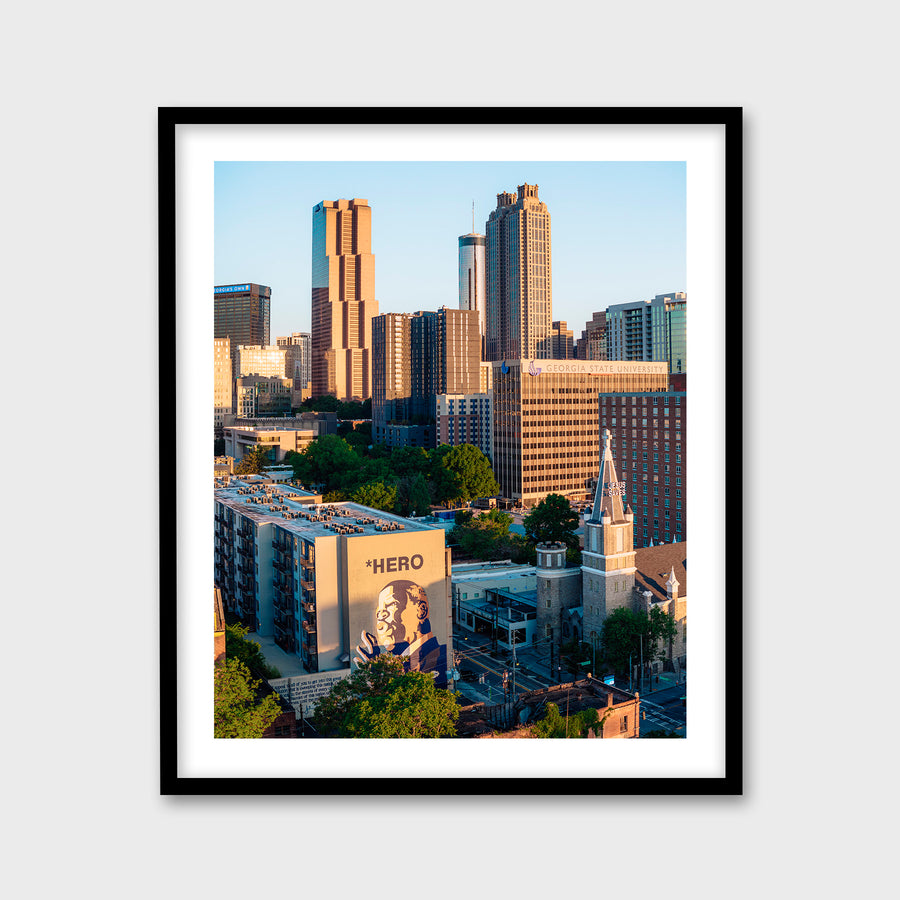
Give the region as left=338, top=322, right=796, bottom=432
left=522, top=494, right=580, bottom=550
left=647, top=605, right=678, bottom=663
left=234, top=445, right=274, bottom=476
left=406, top=472, right=432, bottom=516
left=530, top=703, right=608, bottom=739
left=599, top=606, right=678, bottom=675
left=214, top=658, right=283, bottom=738
left=599, top=607, right=644, bottom=676
left=351, top=480, right=398, bottom=512
left=450, top=508, right=513, bottom=559
left=438, top=443, right=499, bottom=504
left=290, top=434, right=362, bottom=493
left=225, top=623, right=280, bottom=678
left=312, top=655, right=460, bottom=738
left=302, top=394, right=341, bottom=412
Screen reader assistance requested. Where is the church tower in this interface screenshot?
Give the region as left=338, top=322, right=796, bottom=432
left=582, top=428, right=637, bottom=647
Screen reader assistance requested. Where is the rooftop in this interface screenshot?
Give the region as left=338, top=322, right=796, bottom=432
left=634, top=542, right=687, bottom=602
left=215, top=478, right=443, bottom=539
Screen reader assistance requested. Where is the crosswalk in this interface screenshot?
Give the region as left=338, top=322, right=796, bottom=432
left=640, top=700, right=685, bottom=733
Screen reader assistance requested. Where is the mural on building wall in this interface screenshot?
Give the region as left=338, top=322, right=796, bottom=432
left=355, top=579, right=448, bottom=686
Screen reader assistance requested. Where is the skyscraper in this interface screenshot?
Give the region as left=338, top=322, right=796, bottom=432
left=458, top=233, right=485, bottom=353
left=214, top=283, right=271, bottom=348
left=371, top=307, right=481, bottom=448
left=550, top=321, right=574, bottom=359
left=606, top=292, right=687, bottom=374
left=485, top=184, right=552, bottom=362
left=310, top=199, right=378, bottom=401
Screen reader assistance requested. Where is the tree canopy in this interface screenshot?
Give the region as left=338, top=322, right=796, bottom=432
left=439, top=443, right=499, bottom=504
left=312, top=654, right=460, bottom=738
left=599, top=606, right=677, bottom=676
left=214, top=658, right=283, bottom=738
left=351, top=480, right=398, bottom=512
left=522, top=494, right=580, bottom=549
left=225, top=623, right=280, bottom=678
left=234, top=445, right=274, bottom=476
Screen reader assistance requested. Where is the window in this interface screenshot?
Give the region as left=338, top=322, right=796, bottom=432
left=621, top=716, right=628, bottom=733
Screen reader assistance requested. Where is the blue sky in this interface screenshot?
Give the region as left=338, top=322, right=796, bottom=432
left=215, top=161, right=686, bottom=341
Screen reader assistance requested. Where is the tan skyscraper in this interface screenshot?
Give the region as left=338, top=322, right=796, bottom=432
left=311, top=199, right=378, bottom=400
left=485, top=184, right=552, bottom=361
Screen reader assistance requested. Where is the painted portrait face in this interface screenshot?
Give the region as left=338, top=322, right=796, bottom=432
left=375, top=581, right=428, bottom=650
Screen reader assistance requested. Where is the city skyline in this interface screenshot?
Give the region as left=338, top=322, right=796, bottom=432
left=215, top=161, right=686, bottom=342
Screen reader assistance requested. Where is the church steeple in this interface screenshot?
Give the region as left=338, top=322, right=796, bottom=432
left=581, top=427, right=637, bottom=637
left=590, top=428, right=628, bottom=524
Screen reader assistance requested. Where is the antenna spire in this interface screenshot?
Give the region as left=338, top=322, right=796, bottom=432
left=472, top=200, right=475, bottom=233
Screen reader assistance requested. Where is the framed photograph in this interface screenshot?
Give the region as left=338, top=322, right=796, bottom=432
left=160, top=107, right=741, bottom=794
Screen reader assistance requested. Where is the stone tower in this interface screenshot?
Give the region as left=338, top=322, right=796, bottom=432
left=582, top=428, right=637, bottom=647
left=535, top=541, right=582, bottom=654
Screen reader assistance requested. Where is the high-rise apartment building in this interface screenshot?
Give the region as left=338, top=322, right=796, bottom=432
left=491, top=359, right=669, bottom=507
left=214, top=487, right=452, bottom=684
left=214, top=283, right=271, bottom=348
left=311, top=199, right=378, bottom=401
left=650, top=292, right=687, bottom=375
left=606, top=292, right=687, bottom=374
left=458, top=233, right=486, bottom=352
left=485, top=184, right=552, bottom=362
left=214, top=337, right=233, bottom=432
left=550, top=321, right=574, bottom=359
left=435, top=393, right=493, bottom=460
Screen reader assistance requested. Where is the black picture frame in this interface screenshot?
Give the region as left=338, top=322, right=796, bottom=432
left=160, top=107, right=742, bottom=796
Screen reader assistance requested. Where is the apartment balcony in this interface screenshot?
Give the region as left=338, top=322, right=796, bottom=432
left=302, top=600, right=316, bottom=615
left=300, top=578, right=315, bottom=592
left=301, top=619, right=317, bottom=634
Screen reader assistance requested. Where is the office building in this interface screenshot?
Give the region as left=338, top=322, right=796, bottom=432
left=214, top=283, right=271, bottom=348
left=550, top=321, right=574, bottom=359
left=576, top=311, right=608, bottom=360
left=459, top=233, right=486, bottom=350
left=234, top=344, right=287, bottom=381
left=598, top=383, right=686, bottom=547
left=214, top=337, right=233, bottom=433
left=491, top=359, right=669, bottom=507
left=311, top=199, right=378, bottom=401
left=372, top=312, right=413, bottom=431
left=485, top=184, right=552, bottom=361
left=234, top=376, right=293, bottom=419
left=224, top=421, right=330, bottom=463
left=277, top=332, right=312, bottom=401
left=214, top=485, right=453, bottom=685
left=606, top=292, right=687, bottom=374
left=372, top=307, right=481, bottom=448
